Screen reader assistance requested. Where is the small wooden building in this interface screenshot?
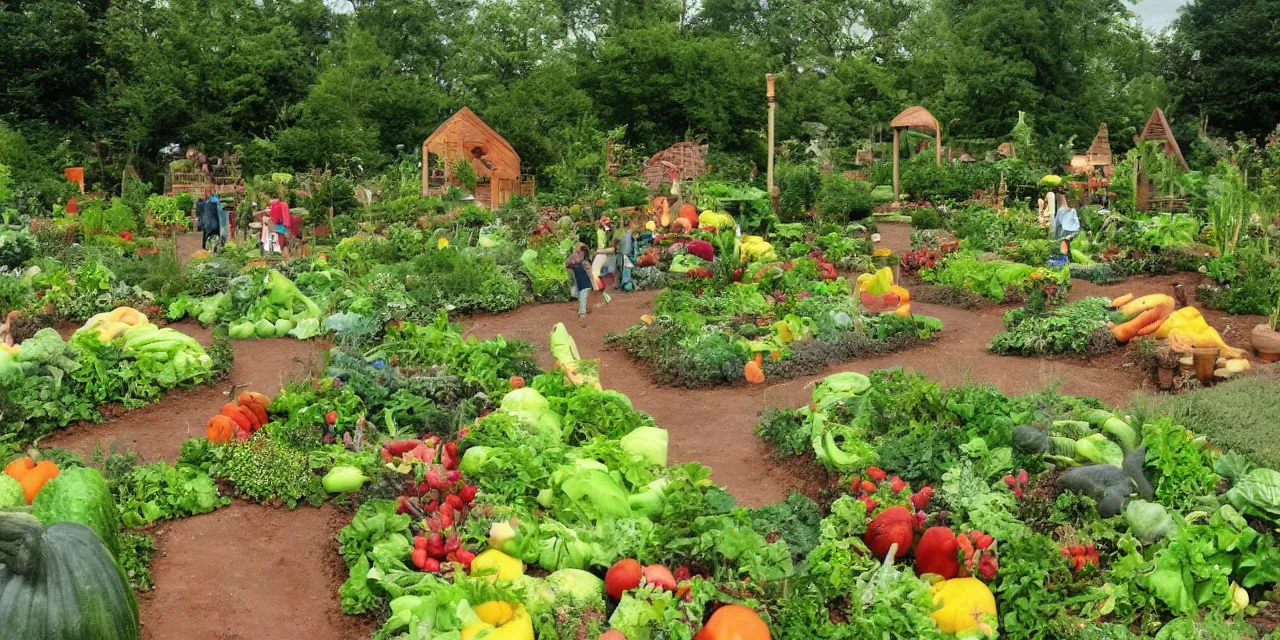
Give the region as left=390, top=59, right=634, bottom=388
left=421, top=107, right=533, bottom=208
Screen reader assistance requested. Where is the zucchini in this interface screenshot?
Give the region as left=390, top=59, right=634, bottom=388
left=1013, top=425, right=1050, bottom=454
left=1123, top=446, right=1154, bottom=501
left=1059, top=464, right=1131, bottom=517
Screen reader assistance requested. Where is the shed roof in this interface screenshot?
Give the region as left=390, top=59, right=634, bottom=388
left=424, top=107, right=519, bottom=161
left=1138, top=108, right=1188, bottom=171
left=1086, top=123, right=1112, bottom=166
left=891, top=106, right=940, bottom=133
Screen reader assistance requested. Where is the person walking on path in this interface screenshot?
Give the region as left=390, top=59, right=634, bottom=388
left=565, top=242, right=606, bottom=326
left=268, top=194, right=292, bottom=260
left=210, top=192, right=228, bottom=244
left=197, top=189, right=220, bottom=250
left=590, top=216, right=617, bottom=301
left=617, top=219, right=637, bottom=291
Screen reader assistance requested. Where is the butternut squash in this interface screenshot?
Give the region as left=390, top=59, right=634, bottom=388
left=1110, top=293, right=1134, bottom=308
left=744, top=353, right=765, bottom=384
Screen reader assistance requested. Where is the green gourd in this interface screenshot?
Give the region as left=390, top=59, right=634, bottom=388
left=0, top=512, right=140, bottom=640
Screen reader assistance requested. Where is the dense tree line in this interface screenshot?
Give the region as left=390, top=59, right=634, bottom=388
left=0, top=0, right=1274, bottom=192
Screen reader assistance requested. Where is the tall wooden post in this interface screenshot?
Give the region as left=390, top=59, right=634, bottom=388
left=935, top=129, right=942, bottom=166
left=892, top=128, right=901, bottom=204
left=766, top=74, right=777, bottom=212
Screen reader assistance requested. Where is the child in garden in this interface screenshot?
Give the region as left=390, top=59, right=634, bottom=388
left=590, top=216, right=617, bottom=299
left=565, top=242, right=605, bottom=325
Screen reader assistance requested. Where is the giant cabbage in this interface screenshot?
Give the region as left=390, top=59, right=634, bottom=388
left=30, top=466, right=122, bottom=557
left=499, top=387, right=563, bottom=441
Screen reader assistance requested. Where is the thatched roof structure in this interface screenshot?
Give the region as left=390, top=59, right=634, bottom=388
left=1137, top=108, right=1188, bottom=171
left=996, top=142, right=1014, bottom=158
left=1086, top=123, right=1112, bottom=166
left=891, top=106, right=940, bottom=133
left=890, top=106, right=942, bottom=203
left=642, top=142, right=707, bottom=193
left=958, top=153, right=978, bottom=163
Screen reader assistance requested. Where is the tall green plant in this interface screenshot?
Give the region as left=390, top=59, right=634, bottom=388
left=1206, top=161, right=1252, bottom=256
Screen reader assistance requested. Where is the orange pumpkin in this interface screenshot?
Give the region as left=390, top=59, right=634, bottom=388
left=206, top=415, right=238, bottom=444
left=20, top=460, right=60, bottom=504
left=694, top=604, right=771, bottom=640
left=744, top=353, right=765, bottom=385
left=678, top=203, right=698, bottom=227
left=3, top=456, right=35, bottom=481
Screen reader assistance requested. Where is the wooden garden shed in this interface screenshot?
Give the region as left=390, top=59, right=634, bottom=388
left=421, top=107, right=533, bottom=208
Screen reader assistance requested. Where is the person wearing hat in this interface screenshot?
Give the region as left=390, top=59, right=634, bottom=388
left=590, top=216, right=616, bottom=303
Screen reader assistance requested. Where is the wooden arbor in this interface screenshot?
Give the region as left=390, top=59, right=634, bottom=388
left=1134, top=108, right=1189, bottom=211
left=891, top=106, right=942, bottom=204
left=421, top=107, right=534, bottom=209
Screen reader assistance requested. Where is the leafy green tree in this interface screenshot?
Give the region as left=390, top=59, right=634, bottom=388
left=1165, top=0, right=1280, bottom=139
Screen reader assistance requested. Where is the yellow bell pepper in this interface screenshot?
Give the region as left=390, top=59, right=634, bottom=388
left=931, top=577, right=997, bottom=635
left=470, top=549, right=524, bottom=582
left=462, top=602, right=534, bottom=640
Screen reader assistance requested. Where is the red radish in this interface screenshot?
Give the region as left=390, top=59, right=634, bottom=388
left=642, top=564, right=676, bottom=591
left=454, top=549, right=476, bottom=568
left=510, top=375, right=525, bottom=389
left=422, top=558, right=441, bottom=573
left=605, top=559, right=643, bottom=599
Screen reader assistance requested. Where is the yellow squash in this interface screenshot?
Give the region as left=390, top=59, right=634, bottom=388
left=931, top=577, right=997, bottom=635
left=470, top=549, right=524, bottom=583
left=462, top=602, right=534, bottom=640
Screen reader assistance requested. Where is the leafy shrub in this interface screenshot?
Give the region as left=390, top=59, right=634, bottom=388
left=173, top=192, right=194, bottom=216
left=102, top=200, right=138, bottom=234
left=988, top=298, right=1116, bottom=356
left=909, top=206, right=944, bottom=229
left=816, top=174, right=874, bottom=224
left=1162, top=371, right=1280, bottom=469
left=0, top=229, right=35, bottom=269
left=775, top=164, right=821, bottom=223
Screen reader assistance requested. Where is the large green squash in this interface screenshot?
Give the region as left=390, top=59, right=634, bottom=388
left=0, top=512, right=140, bottom=640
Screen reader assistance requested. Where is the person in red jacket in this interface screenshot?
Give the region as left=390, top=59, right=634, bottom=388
left=268, top=195, right=292, bottom=260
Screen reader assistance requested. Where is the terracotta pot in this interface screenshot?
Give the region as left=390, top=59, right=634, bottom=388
left=1252, top=324, right=1280, bottom=362
left=1156, top=366, right=1175, bottom=390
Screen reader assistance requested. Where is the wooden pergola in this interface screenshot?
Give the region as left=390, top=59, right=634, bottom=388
left=891, top=106, right=942, bottom=204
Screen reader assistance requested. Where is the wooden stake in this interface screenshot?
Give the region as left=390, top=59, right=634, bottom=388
left=766, top=74, right=777, bottom=212
left=893, top=128, right=901, bottom=204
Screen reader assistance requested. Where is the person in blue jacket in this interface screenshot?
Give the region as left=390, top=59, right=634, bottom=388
left=1050, top=188, right=1080, bottom=265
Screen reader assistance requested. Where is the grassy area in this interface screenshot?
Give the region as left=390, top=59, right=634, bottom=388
left=1161, top=370, right=1280, bottom=469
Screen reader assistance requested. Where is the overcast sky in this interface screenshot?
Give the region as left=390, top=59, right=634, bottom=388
left=325, top=0, right=1190, bottom=32
left=1133, top=0, right=1187, bottom=31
